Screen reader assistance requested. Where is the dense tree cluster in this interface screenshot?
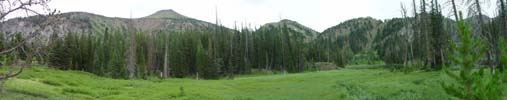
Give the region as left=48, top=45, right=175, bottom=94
left=36, top=20, right=328, bottom=79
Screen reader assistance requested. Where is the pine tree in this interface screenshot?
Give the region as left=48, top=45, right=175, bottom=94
left=48, top=34, right=67, bottom=69
left=443, top=12, right=504, bottom=100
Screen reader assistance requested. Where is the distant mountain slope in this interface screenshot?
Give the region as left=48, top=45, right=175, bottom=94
left=464, top=15, right=491, bottom=36
left=257, top=19, right=319, bottom=42
left=0, top=9, right=225, bottom=38
left=319, top=17, right=383, bottom=54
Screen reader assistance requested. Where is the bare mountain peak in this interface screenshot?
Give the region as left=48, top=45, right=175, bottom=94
left=144, top=9, right=189, bottom=19
left=280, top=19, right=294, bottom=22
left=260, top=19, right=319, bottom=37
left=265, top=19, right=297, bottom=26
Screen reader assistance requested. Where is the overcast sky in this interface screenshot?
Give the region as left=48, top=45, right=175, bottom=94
left=14, top=0, right=499, bottom=32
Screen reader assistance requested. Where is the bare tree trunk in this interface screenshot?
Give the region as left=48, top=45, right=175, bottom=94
left=450, top=0, right=459, bottom=66
left=401, top=2, right=409, bottom=66
left=501, top=0, right=507, bottom=40
left=451, top=0, right=459, bottom=20
left=441, top=50, right=445, bottom=65
left=473, top=0, right=494, bottom=71
left=196, top=72, right=199, bottom=80
left=421, top=0, right=426, bottom=13
left=420, top=0, right=433, bottom=69
left=244, top=30, right=249, bottom=74
left=410, top=0, right=417, bottom=64
left=298, top=54, right=304, bottom=72
left=280, top=25, right=286, bottom=72
left=265, top=52, right=270, bottom=70
left=412, top=0, right=418, bottom=18
left=126, top=18, right=136, bottom=79
left=163, top=33, right=170, bottom=78
left=229, top=28, right=235, bottom=78
left=147, top=33, right=155, bottom=75
left=474, top=0, right=484, bottom=25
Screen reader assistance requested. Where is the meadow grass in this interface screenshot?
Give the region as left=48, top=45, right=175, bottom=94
left=0, top=65, right=497, bottom=100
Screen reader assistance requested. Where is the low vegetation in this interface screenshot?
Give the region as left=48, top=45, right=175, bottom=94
left=4, top=65, right=497, bottom=100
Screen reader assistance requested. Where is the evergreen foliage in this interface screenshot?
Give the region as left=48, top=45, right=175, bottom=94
left=442, top=12, right=505, bottom=100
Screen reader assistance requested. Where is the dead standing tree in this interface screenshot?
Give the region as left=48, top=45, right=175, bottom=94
left=0, top=0, right=59, bottom=97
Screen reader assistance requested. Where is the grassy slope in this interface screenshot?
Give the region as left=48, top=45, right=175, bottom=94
left=0, top=66, right=479, bottom=100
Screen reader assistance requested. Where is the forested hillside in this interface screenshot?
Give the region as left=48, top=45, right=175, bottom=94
left=320, top=17, right=382, bottom=54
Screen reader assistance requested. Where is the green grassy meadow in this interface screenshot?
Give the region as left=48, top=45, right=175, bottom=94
left=0, top=65, right=500, bottom=100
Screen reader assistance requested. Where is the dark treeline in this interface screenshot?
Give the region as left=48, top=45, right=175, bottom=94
left=16, top=20, right=325, bottom=79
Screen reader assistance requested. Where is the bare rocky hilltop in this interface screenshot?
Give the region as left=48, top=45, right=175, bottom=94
left=0, top=9, right=222, bottom=38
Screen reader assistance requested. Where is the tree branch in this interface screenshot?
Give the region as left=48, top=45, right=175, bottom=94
left=0, top=0, right=57, bottom=80
left=0, top=65, right=24, bottom=80
left=0, top=0, right=48, bottom=20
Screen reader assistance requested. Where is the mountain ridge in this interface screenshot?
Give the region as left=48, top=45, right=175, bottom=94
left=143, top=9, right=189, bottom=19
left=0, top=9, right=224, bottom=39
